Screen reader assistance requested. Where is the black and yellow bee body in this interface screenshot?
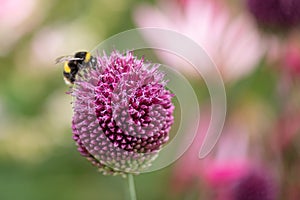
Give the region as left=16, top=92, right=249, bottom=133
left=56, top=51, right=97, bottom=85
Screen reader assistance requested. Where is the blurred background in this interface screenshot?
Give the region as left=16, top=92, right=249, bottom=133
left=0, top=0, right=300, bottom=199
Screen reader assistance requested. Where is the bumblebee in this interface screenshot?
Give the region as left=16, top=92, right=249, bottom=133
left=55, top=51, right=97, bottom=85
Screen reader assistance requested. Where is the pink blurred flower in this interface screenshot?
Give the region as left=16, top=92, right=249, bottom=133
left=246, top=0, right=300, bottom=30
left=231, top=169, right=277, bottom=200
left=282, top=36, right=300, bottom=76
left=172, top=102, right=279, bottom=199
left=201, top=129, right=251, bottom=188
left=0, top=0, right=35, bottom=28
left=172, top=109, right=252, bottom=191
left=0, top=0, right=43, bottom=55
left=134, top=0, right=266, bottom=82
left=266, top=31, right=300, bottom=78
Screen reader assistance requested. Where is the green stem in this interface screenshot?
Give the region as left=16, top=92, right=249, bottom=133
left=128, top=174, right=137, bottom=200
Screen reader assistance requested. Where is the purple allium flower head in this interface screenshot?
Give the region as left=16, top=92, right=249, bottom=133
left=232, top=170, right=277, bottom=200
left=71, top=51, right=174, bottom=175
left=246, top=0, right=300, bottom=30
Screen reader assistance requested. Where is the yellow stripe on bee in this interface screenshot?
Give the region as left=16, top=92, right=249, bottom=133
left=64, top=62, right=71, bottom=73
left=84, top=52, right=91, bottom=63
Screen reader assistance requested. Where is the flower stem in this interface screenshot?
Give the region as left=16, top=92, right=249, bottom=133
left=128, top=174, right=137, bottom=200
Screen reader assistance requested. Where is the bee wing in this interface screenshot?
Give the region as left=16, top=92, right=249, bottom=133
left=55, top=55, right=82, bottom=64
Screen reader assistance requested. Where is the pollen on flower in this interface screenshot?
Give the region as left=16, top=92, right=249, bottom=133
left=70, top=50, right=174, bottom=175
